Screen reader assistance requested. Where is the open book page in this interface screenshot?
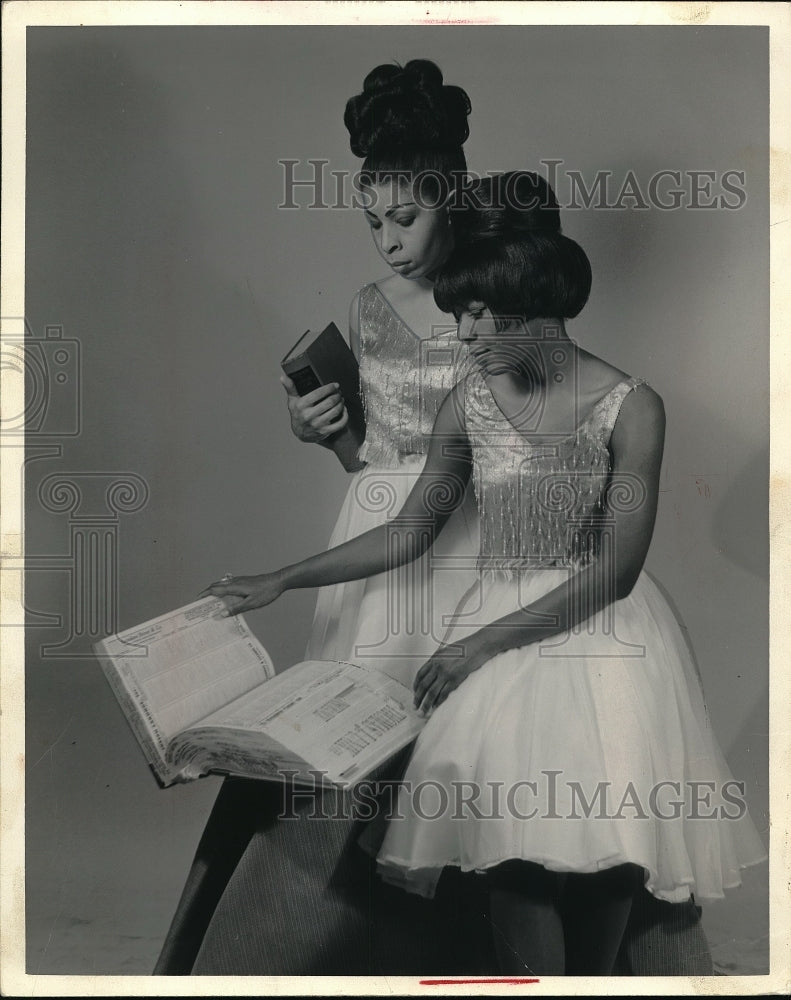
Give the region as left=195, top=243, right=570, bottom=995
left=94, top=597, right=274, bottom=782
left=165, top=726, right=322, bottom=786
left=178, top=659, right=426, bottom=788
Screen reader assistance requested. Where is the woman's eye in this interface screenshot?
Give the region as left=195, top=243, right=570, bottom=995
left=395, top=216, right=415, bottom=228
left=368, top=219, right=382, bottom=231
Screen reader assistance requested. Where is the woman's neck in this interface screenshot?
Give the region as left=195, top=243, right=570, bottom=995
left=412, top=273, right=438, bottom=290
left=522, top=317, right=569, bottom=342
left=423, top=232, right=455, bottom=284
left=483, top=319, right=575, bottom=394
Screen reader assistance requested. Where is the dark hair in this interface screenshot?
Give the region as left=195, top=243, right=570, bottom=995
left=344, top=59, right=471, bottom=207
left=435, top=171, right=592, bottom=320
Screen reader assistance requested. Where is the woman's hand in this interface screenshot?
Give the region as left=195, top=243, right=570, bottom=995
left=200, top=572, right=286, bottom=617
left=413, top=637, right=490, bottom=715
left=281, top=374, right=349, bottom=443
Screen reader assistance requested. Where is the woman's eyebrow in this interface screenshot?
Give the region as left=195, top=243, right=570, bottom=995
left=365, top=202, right=416, bottom=219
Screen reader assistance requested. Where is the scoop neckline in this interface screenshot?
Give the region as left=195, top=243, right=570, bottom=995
left=371, top=282, right=457, bottom=343
left=473, top=371, right=636, bottom=445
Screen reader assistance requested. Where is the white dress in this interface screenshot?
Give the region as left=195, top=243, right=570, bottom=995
left=306, top=282, right=479, bottom=686
left=374, top=371, right=767, bottom=902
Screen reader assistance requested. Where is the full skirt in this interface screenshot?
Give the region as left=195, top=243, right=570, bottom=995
left=374, top=568, right=768, bottom=901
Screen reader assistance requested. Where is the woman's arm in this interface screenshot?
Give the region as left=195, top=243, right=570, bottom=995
left=414, top=385, right=666, bottom=712
left=279, top=291, right=363, bottom=461
left=348, top=286, right=362, bottom=363
left=206, top=383, right=472, bottom=616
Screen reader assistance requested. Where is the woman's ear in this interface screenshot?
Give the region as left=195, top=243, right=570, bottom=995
left=438, top=188, right=456, bottom=222
left=494, top=315, right=527, bottom=335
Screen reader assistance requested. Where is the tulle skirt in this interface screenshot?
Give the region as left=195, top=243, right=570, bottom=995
left=372, top=567, right=767, bottom=901
left=306, top=455, right=480, bottom=687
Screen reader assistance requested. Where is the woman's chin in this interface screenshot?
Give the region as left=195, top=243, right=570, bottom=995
left=478, top=363, right=521, bottom=377
left=387, top=260, right=423, bottom=280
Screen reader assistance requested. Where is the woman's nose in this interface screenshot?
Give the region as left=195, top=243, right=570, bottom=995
left=381, top=222, right=401, bottom=255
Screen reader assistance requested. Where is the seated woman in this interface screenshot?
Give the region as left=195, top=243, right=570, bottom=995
left=204, top=171, right=766, bottom=974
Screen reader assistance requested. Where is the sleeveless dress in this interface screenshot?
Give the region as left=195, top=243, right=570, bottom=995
left=372, top=372, right=767, bottom=902
left=154, top=312, right=722, bottom=975
left=306, top=281, right=479, bottom=684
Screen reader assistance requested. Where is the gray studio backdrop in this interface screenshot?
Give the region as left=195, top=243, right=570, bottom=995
left=23, top=26, right=768, bottom=974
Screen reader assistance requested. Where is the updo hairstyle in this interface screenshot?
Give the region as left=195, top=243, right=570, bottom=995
left=344, top=59, right=471, bottom=207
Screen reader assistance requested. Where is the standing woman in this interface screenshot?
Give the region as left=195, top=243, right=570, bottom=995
left=284, top=59, right=480, bottom=686
left=154, top=60, right=482, bottom=977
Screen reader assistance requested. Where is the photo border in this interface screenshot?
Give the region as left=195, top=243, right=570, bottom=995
left=2, top=1, right=789, bottom=996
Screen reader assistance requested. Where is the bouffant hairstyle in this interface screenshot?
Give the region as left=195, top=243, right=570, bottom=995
left=435, top=171, right=592, bottom=321
left=344, top=59, right=471, bottom=206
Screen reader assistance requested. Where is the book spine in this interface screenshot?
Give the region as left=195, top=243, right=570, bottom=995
left=287, top=364, right=322, bottom=396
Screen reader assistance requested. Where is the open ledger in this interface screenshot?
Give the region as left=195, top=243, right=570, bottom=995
left=94, top=597, right=426, bottom=789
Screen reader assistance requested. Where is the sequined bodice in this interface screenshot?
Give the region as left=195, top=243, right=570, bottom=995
left=465, top=370, right=646, bottom=570
left=357, top=283, right=468, bottom=466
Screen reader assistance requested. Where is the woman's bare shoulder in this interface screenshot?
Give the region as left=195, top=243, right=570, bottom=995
left=368, top=273, right=404, bottom=299
left=576, top=348, right=632, bottom=397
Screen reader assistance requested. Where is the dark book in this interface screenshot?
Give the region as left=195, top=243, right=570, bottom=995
left=282, top=322, right=365, bottom=472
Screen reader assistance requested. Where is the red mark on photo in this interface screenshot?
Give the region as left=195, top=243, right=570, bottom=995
left=414, top=18, right=501, bottom=25
left=420, top=978, right=540, bottom=986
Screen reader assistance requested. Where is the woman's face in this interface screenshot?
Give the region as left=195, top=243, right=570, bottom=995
left=362, top=179, right=453, bottom=281
left=457, top=302, right=527, bottom=376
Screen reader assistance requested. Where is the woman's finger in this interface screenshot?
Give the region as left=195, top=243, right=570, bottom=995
left=280, top=374, right=299, bottom=397
left=414, top=658, right=433, bottom=689
left=418, top=677, right=447, bottom=716
left=413, top=664, right=436, bottom=707
left=414, top=645, right=450, bottom=690
left=300, top=382, right=342, bottom=407
left=305, top=394, right=344, bottom=420
left=311, top=402, right=345, bottom=427
left=320, top=409, right=349, bottom=435
left=432, top=680, right=454, bottom=710
left=220, top=596, right=248, bottom=618
left=312, top=402, right=346, bottom=428
left=203, top=583, right=234, bottom=596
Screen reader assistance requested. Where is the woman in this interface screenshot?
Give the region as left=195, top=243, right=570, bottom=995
left=155, top=65, right=713, bottom=976
left=285, top=59, right=480, bottom=685
left=204, top=172, right=765, bottom=974
left=155, top=60, right=482, bottom=976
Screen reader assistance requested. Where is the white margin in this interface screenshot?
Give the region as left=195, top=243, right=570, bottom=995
left=1, top=1, right=789, bottom=997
